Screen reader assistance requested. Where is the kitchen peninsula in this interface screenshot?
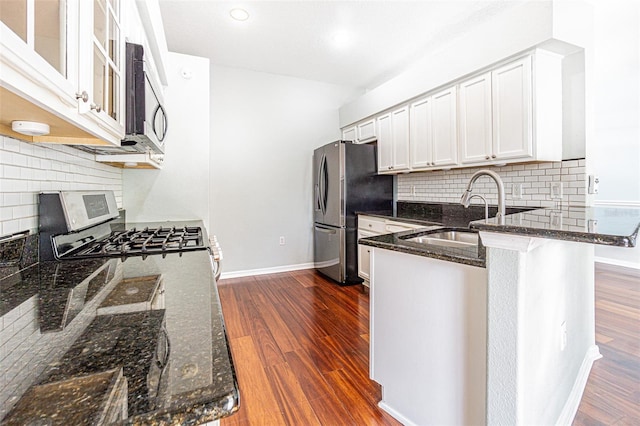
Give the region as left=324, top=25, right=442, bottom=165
left=360, top=204, right=640, bottom=426
left=0, top=222, right=239, bottom=425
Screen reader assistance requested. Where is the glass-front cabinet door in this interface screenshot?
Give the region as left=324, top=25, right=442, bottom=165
left=0, top=0, right=78, bottom=106
left=78, top=0, right=125, bottom=137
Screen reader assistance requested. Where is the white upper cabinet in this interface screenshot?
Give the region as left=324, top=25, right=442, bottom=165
left=431, top=86, right=458, bottom=167
left=491, top=56, right=532, bottom=160
left=459, top=72, right=493, bottom=164
left=459, top=53, right=561, bottom=166
left=376, top=112, right=393, bottom=172
left=342, top=125, right=356, bottom=142
left=343, top=50, right=562, bottom=174
left=377, top=106, right=410, bottom=173
left=392, top=106, right=410, bottom=170
left=0, top=0, right=79, bottom=113
left=410, top=86, right=458, bottom=171
left=77, top=0, right=125, bottom=138
left=342, top=119, right=376, bottom=144
left=357, top=118, right=377, bottom=143
left=0, top=0, right=128, bottom=145
left=409, top=97, right=432, bottom=169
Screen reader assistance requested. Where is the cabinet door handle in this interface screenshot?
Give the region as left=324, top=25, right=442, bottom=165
left=491, top=154, right=497, bottom=159
left=485, top=155, right=490, bottom=160
left=76, top=91, right=89, bottom=103
left=91, top=103, right=102, bottom=113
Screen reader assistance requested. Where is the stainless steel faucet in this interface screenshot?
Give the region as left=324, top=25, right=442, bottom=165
left=460, top=169, right=505, bottom=224
left=468, top=194, right=489, bottom=221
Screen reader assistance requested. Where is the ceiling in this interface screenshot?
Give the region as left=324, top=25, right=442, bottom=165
left=158, top=0, right=523, bottom=90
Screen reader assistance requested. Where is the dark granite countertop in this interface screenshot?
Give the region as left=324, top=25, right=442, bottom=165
left=359, top=201, right=534, bottom=228
left=357, top=202, right=639, bottom=266
left=470, top=206, right=640, bottom=247
left=0, top=221, right=239, bottom=425
left=359, top=227, right=486, bottom=268
left=357, top=201, right=536, bottom=267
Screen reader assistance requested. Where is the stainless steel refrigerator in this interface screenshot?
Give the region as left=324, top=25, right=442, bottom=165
left=313, top=141, right=393, bottom=284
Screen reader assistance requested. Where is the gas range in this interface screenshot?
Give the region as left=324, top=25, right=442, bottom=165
left=39, top=191, right=207, bottom=261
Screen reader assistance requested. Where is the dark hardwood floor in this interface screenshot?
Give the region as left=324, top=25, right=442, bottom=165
left=217, top=266, right=639, bottom=425
left=574, top=266, right=640, bottom=425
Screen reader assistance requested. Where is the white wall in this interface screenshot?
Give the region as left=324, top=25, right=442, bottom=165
left=209, top=65, right=361, bottom=275
left=591, top=0, right=640, bottom=269
left=123, top=52, right=210, bottom=228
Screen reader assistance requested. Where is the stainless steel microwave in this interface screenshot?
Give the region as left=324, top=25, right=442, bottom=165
left=122, top=42, right=167, bottom=154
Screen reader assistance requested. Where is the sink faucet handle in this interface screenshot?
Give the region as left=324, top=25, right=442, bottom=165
left=460, top=189, right=473, bottom=207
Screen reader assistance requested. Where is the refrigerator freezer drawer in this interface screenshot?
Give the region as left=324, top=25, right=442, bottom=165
left=314, top=224, right=344, bottom=283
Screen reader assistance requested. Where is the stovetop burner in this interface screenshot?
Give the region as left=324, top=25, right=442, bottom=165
left=58, top=226, right=207, bottom=260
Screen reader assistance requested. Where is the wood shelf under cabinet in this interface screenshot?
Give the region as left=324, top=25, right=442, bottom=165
left=0, top=87, right=109, bottom=145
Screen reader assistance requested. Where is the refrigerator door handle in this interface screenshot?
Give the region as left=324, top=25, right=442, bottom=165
left=317, top=153, right=326, bottom=215
left=314, top=184, right=321, bottom=212
left=340, top=177, right=345, bottom=225
left=322, top=155, right=329, bottom=215
left=315, top=225, right=337, bottom=235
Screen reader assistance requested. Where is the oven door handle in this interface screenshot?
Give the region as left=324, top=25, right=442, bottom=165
left=156, top=325, right=171, bottom=369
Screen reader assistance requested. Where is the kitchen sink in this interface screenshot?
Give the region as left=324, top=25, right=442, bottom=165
left=402, top=229, right=480, bottom=248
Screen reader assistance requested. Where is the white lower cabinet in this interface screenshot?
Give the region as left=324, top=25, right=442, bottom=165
left=357, top=229, right=376, bottom=282
left=357, top=215, right=424, bottom=286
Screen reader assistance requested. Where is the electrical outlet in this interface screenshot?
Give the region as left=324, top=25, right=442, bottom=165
left=512, top=183, right=523, bottom=200
left=550, top=182, right=563, bottom=200
left=588, top=175, right=600, bottom=194
left=279, top=236, right=285, bottom=245
left=550, top=210, right=563, bottom=228
left=560, top=321, right=567, bottom=351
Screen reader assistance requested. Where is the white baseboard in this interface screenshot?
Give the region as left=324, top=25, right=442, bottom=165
left=219, top=262, right=315, bottom=280
left=555, top=345, right=602, bottom=426
left=595, top=257, right=640, bottom=274
left=378, top=401, right=418, bottom=426
left=593, top=200, right=640, bottom=207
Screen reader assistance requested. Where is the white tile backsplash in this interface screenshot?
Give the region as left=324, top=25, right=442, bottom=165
left=0, top=135, right=122, bottom=236
left=397, top=160, right=586, bottom=208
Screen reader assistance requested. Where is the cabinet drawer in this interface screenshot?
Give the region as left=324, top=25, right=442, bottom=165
left=358, top=216, right=387, bottom=233
left=384, top=221, right=421, bottom=233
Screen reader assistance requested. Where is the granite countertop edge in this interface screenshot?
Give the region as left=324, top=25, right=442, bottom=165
left=359, top=228, right=486, bottom=268
left=469, top=221, right=638, bottom=247
left=357, top=204, right=640, bottom=264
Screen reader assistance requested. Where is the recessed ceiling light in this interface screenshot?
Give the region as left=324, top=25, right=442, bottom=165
left=331, top=30, right=354, bottom=50
left=230, top=8, right=249, bottom=22
left=11, top=120, right=50, bottom=136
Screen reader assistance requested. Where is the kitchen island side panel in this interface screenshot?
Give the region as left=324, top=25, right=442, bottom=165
left=370, top=248, right=487, bottom=426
